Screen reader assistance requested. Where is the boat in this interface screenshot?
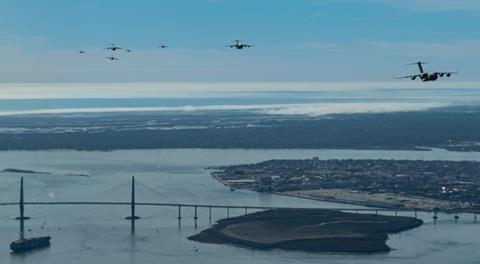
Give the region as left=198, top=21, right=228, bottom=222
left=10, top=236, right=51, bottom=252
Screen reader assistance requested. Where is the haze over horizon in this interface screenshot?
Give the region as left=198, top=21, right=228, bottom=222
left=0, top=82, right=479, bottom=100
left=0, top=0, right=479, bottom=83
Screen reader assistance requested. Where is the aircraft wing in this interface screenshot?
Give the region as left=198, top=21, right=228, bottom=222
left=438, top=71, right=459, bottom=76
left=395, top=74, right=421, bottom=80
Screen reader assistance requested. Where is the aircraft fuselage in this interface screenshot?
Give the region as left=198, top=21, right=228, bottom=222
left=419, top=73, right=439, bottom=82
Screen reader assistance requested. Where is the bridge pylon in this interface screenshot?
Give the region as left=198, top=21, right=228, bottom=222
left=125, top=177, right=140, bottom=233
left=15, top=177, right=30, bottom=240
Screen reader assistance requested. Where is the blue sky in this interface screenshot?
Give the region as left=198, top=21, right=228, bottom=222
left=0, top=0, right=479, bottom=83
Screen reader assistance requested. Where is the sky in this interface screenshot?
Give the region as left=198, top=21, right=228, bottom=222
left=0, top=0, right=479, bottom=83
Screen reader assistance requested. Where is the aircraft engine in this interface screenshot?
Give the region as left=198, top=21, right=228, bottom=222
left=429, top=74, right=438, bottom=81
left=411, top=76, right=416, bottom=80
left=446, top=73, right=451, bottom=77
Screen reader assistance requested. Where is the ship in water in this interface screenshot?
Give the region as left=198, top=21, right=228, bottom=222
left=10, top=236, right=51, bottom=253
left=9, top=178, right=51, bottom=253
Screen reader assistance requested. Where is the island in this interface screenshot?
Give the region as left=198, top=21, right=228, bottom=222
left=189, top=209, right=423, bottom=253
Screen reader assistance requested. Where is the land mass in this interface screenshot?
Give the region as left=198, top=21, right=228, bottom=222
left=1, top=107, right=480, bottom=151
left=189, top=209, right=423, bottom=253
left=212, top=159, right=480, bottom=212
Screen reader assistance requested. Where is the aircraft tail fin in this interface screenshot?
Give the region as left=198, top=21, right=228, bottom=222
left=407, top=61, right=428, bottom=73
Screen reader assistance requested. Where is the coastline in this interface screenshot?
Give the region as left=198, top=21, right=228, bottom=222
left=211, top=172, right=479, bottom=214
left=211, top=172, right=229, bottom=186
left=274, top=191, right=480, bottom=214
left=189, top=209, right=424, bottom=253
left=208, top=157, right=480, bottom=215
left=211, top=170, right=402, bottom=211
left=210, top=166, right=479, bottom=214
left=273, top=191, right=391, bottom=209
left=210, top=165, right=480, bottom=214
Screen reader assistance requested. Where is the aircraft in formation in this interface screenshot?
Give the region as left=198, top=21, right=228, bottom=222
left=79, top=40, right=254, bottom=61
left=395, top=61, right=458, bottom=82
left=105, top=44, right=134, bottom=60
left=227, top=40, right=252, bottom=50
left=105, top=55, right=119, bottom=61
left=79, top=42, right=459, bottom=81
left=106, top=44, right=122, bottom=51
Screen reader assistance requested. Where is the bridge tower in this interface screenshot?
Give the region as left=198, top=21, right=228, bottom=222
left=125, top=176, right=140, bottom=233
left=15, top=177, right=31, bottom=239
left=19, top=177, right=25, bottom=240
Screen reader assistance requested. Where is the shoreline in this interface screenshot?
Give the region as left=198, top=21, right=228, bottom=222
left=274, top=191, right=480, bottom=215
left=211, top=170, right=480, bottom=214
left=0, top=145, right=478, bottom=153
left=189, top=208, right=424, bottom=253
left=209, top=158, right=480, bottom=215
left=212, top=175, right=479, bottom=214
left=0, top=146, right=479, bottom=155
left=273, top=191, right=393, bottom=209
left=211, top=172, right=229, bottom=186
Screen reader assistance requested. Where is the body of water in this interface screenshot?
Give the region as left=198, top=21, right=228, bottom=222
left=0, top=148, right=478, bottom=264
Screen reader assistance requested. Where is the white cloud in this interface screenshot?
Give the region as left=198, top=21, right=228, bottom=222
left=0, top=102, right=450, bottom=117
left=261, top=102, right=449, bottom=116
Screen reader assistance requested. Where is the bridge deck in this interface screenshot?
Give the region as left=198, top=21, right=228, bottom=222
left=0, top=201, right=438, bottom=212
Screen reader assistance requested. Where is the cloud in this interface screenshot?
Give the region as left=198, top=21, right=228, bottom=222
left=261, top=102, right=449, bottom=116
left=0, top=102, right=450, bottom=117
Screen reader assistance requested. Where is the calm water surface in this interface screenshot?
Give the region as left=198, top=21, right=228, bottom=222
left=0, top=148, right=479, bottom=264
